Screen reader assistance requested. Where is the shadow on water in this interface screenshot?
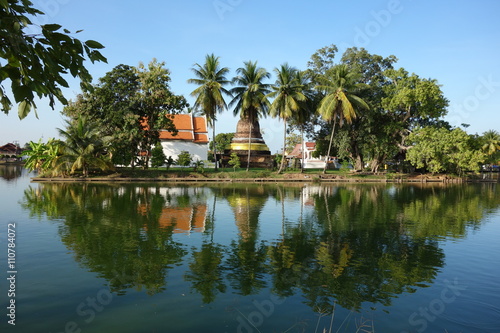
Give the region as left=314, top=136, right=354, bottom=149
left=21, top=182, right=500, bottom=313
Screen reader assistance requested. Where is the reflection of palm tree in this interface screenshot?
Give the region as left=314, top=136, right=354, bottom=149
left=225, top=186, right=269, bottom=294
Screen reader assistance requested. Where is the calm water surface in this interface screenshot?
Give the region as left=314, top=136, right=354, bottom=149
left=1, top=165, right=499, bottom=333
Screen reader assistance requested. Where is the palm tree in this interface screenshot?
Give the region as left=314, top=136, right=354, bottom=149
left=229, top=61, right=271, bottom=171
left=316, top=64, right=369, bottom=174
left=188, top=54, right=231, bottom=170
left=54, top=117, right=114, bottom=177
left=268, top=64, right=307, bottom=174
left=482, top=130, right=500, bottom=156
left=287, top=70, right=316, bottom=173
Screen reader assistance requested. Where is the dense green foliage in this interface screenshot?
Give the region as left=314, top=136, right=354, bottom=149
left=406, top=127, right=486, bottom=175
left=0, top=0, right=106, bottom=118
left=228, top=152, right=240, bottom=171
left=64, top=60, right=188, bottom=169
left=176, top=150, right=192, bottom=169
left=151, top=143, right=167, bottom=168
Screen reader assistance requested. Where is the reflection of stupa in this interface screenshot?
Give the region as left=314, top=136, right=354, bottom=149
left=223, top=116, right=273, bottom=168
left=226, top=187, right=268, bottom=240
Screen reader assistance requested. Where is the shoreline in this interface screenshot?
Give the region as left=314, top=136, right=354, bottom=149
left=30, top=176, right=498, bottom=184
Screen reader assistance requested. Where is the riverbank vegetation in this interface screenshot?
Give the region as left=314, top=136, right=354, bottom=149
left=19, top=45, right=500, bottom=178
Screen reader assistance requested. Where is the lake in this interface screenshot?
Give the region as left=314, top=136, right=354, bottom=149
left=1, top=165, right=499, bottom=333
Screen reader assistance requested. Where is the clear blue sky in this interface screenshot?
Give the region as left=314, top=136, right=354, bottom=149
left=2, top=0, right=499, bottom=153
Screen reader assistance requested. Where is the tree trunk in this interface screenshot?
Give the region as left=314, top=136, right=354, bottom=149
left=246, top=122, right=252, bottom=172
left=354, top=155, right=363, bottom=171
left=278, top=118, right=287, bottom=174
left=213, top=122, right=218, bottom=171
left=300, top=126, right=305, bottom=174
left=323, top=118, right=337, bottom=174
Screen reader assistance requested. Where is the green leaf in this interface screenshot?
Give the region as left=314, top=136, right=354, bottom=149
left=43, top=24, right=62, bottom=32
left=18, top=100, right=31, bottom=119
left=63, top=29, right=71, bottom=34
left=85, top=40, right=105, bottom=49
left=0, top=0, right=9, bottom=10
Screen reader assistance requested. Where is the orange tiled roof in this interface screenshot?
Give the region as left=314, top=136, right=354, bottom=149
left=159, top=114, right=208, bottom=143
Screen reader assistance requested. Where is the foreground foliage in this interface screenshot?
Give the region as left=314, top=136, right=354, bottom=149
left=0, top=0, right=106, bottom=118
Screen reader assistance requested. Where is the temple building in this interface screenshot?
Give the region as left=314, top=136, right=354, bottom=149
left=159, top=114, right=209, bottom=162
left=223, top=116, right=273, bottom=168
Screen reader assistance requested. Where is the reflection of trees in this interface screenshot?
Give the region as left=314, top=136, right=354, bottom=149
left=0, top=164, right=24, bottom=181
left=21, top=182, right=500, bottom=312
left=224, top=186, right=270, bottom=295
left=22, top=183, right=189, bottom=295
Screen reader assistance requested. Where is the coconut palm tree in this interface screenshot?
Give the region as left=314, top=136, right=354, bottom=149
left=268, top=64, right=307, bottom=174
left=54, top=117, right=114, bottom=177
left=316, top=64, right=369, bottom=174
left=482, top=130, right=500, bottom=156
left=287, top=70, right=316, bottom=173
left=188, top=54, right=231, bottom=170
left=229, top=61, right=271, bottom=171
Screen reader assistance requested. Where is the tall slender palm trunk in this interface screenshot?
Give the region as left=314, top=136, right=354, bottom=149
left=212, top=123, right=217, bottom=171
left=278, top=118, right=287, bottom=174
left=323, top=118, right=337, bottom=174
left=246, top=122, right=252, bottom=172
left=300, top=126, right=305, bottom=173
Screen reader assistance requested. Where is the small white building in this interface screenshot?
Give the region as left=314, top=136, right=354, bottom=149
left=288, top=142, right=340, bottom=169
left=159, top=114, right=209, bottom=162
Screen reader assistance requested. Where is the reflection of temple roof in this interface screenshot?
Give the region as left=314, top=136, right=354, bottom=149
left=139, top=204, right=207, bottom=234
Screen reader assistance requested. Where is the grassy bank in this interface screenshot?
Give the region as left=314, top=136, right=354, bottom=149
left=30, top=166, right=498, bottom=183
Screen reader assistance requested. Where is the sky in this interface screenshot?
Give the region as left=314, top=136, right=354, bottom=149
left=1, top=0, right=500, bottom=153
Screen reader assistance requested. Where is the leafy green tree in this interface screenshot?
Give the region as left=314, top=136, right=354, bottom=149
left=382, top=68, right=449, bottom=148
left=209, top=132, right=235, bottom=155
left=406, top=127, right=485, bottom=175
left=188, top=54, right=231, bottom=170
left=316, top=64, right=369, bottom=173
left=228, top=152, right=240, bottom=171
left=176, top=151, right=192, bottom=170
left=54, top=117, right=114, bottom=177
left=63, top=65, right=143, bottom=167
left=136, top=59, right=188, bottom=168
left=0, top=0, right=107, bottom=118
left=268, top=63, right=307, bottom=173
left=230, top=61, right=271, bottom=171
left=285, top=133, right=302, bottom=154
left=151, top=143, right=166, bottom=168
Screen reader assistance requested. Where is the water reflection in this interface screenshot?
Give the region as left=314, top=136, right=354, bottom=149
left=21, top=182, right=500, bottom=312
left=0, top=164, right=24, bottom=181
